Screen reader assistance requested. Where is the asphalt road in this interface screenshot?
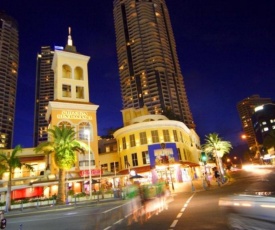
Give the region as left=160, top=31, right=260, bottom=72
left=4, top=167, right=275, bottom=230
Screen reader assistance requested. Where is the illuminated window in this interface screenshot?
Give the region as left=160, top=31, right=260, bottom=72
left=139, top=132, right=147, bottom=145
left=163, top=130, right=170, bottom=142
left=78, top=122, right=90, bottom=140
left=74, top=67, right=83, bottom=80
left=151, top=130, right=159, bottom=143
left=132, top=153, right=138, bottom=166
left=173, top=130, right=178, bottom=142
left=62, top=84, right=71, bottom=97
left=62, top=64, right=72, bottom=78
left=142, top=151, right=150, bottom=164
left=122, top=137, right=126, bottom=149
left=130, top=134, right=136, bottom=147
left=58, top=121, right=72, bottom=129
left=76, top=86, right=84, bottom=99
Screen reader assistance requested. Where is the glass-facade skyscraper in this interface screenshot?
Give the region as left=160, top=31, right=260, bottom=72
left=113, top=0, right=195, bottom=129
left=34, top=46, right=54, bottom=146
left=0, top=11, right=19, bottom=148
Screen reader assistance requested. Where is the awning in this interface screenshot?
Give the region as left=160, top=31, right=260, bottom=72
left=180, top=161, right=200, bottom=168
left=118, top=165, right=152, bottom=175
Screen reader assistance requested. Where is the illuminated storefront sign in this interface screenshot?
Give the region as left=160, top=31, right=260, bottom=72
left=79, top=169, right=101, bottom=177
left=57, top=110, right=93, bottom=120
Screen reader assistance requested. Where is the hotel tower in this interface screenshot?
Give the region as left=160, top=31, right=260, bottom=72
left=34, top=46, right=54, bottom=146
left=113, top=0, right=195, bottom=129
left=0, top=11, right=19, bottom=148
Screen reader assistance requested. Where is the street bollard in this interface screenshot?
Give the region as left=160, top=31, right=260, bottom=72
left=21, top=201, right=23, bottom=211
left=19, top=223, right=23, bottom=230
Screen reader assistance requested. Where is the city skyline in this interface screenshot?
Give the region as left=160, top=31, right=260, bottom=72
left=2, top=0, right=274, bottom=148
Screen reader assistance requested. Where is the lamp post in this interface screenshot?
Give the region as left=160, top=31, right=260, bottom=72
left=84, top=129, right=92, bottom=200
left=241, top=134, right=262, bottom=164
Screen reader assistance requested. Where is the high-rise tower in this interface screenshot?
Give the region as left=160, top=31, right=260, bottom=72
left=113, top=0, right=195, bottom=129
left=34, top=46, right=54, bottom=146
left=0, top=11, right=19, bottom=149
left=237, top=95, right=272, bottom=149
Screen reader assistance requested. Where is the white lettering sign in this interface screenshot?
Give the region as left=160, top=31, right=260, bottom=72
left=57, top=110, right=93, bottom=120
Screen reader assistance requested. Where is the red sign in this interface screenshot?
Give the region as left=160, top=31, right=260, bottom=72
left=79, top=169, right=102, bottom=177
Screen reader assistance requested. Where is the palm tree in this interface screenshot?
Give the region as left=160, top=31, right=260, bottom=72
left=0, top=145, right=33, bottom=211
left=34, top=125, right=88, bottom=205
left=202, top=133, right=232, bottom=177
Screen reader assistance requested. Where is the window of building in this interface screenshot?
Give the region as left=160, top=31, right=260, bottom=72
left=183, top=149, right=187, bottom=160
left=58, top=121, right=72, bottom=129
left=74, top=66, right=83, bottom=80
left=180, top=132, right=183, bottom=143
left=151, top=130, right=159, bottom=143
left=78, top=122, right=90, bottom=140
left=62, top=84, right=71, bottom=97
left=76, top=86, right=84, bottom=99
left=101, top=163, right=108, bottom=171
left=263, top=127, right=269, bottom=132
left=140, top=132, right=147, bottom=145
left=173, top=130, right=178, bottom=142
left=122, top=137, right=126, bottom=149
left=124, top=155, right=129, bottom=168
left=110, top=162, right=119, bottom=172
left=130, top=134, right=136, bottom=147
left=177, top=148, right=182, bottom=160
left=62, top=64, right=72, bottom=78
left=262, top=121, right=267, bottom=125
left=163, top=130, right=170, bottom=142
left=132, top=153, right=138, bottom=166
left=142, top=151, right=150, bottom=164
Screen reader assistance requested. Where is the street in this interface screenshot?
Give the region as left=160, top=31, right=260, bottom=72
left=5, top=167, right=275, bottom=230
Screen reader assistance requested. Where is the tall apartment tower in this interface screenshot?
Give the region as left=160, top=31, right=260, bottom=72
left=113, top=0, right=195, bottom=129
left=0, top=12, right=19, bottom=149
left=237, top=95, right=272, bottom=149
left=34, top=46, right=54, bottom=146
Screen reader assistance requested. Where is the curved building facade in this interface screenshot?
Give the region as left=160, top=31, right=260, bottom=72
left=113, top=114, right=200, bottom=187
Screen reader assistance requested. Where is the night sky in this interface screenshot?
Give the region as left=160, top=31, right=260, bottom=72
left=2, top=0, right=275, bottom=148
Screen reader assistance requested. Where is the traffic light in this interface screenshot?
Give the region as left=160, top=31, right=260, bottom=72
left=201, top=152, right=207, bottom=162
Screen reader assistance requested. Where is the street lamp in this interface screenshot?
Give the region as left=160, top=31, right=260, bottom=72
left=84, top=129, right=92, bottom=199
left=241, top=134, right=262, bottom=164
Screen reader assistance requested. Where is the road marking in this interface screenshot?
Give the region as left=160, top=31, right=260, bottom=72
left=169, top=194, right=195, bottom=229
left=170, top=220, right=178, bottom=228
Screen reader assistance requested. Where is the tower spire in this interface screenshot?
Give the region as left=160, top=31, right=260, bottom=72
left=65, top=26, right=77, bottom=52
left=67, top=27, right=73, bottom=46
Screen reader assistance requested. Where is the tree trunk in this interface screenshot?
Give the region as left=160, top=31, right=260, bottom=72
left=6, top=169, right=12, bottom=211
left=6, top=180, right=11, bottom=211
left=56, top=169, right=66, bottom=205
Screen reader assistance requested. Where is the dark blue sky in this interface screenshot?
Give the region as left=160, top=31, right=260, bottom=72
left=2, top=0, right=275, bottom=148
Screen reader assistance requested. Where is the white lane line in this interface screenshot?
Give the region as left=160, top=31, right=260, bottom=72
left=170, top=220, right=178, bottom=228
left=114, top=219, right=124, bottom=225
left=169, top=194, right=195, bottom=229
left=103, top=226, right=112, bottom=230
